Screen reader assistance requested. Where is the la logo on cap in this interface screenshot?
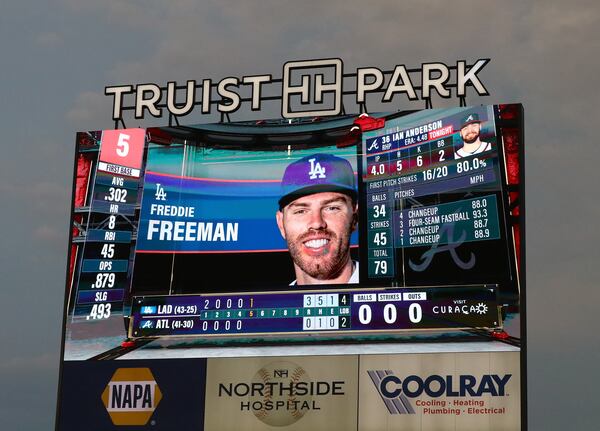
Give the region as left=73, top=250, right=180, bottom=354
left=308, top=158, right=326, bottom=179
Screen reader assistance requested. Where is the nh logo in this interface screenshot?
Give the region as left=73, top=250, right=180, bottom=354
left=308, top=158, right=326, bottom=179
left=274, top=369, right=289, bottom=378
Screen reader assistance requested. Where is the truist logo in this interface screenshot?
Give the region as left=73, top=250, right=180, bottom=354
left=368, top=370, right=511, bottom=415
left=106, top=58, right=491, bottom=121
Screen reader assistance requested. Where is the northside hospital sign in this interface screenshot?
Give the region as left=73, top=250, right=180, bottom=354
left=105, top=58, right=490, bottom=121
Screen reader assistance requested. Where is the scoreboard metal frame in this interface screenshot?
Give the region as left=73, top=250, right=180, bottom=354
left=62, top=105, right=524, bottom=345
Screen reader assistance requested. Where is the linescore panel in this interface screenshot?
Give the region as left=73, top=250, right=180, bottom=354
left=129, top=286, right=499, bottom=338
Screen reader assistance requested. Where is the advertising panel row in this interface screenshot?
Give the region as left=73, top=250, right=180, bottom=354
left=58, top=351, right=520, bottom=431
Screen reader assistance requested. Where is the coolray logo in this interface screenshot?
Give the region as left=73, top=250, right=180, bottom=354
left=367, top=371, right=415, bottom=414
left=101, top=368, right=162, bottom=426
left=218, top=360, right=345, bottom=427
left=368, top=370, right=511, bottom=415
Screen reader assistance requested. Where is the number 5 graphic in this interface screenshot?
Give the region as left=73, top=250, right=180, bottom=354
left=116, top=133, right=130, bottom=157
left=98, top=128, right=145, bottom=176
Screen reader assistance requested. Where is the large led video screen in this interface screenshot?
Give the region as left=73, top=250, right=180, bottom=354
left=57, top=104, right=525, bottom=431
left=61, top=104, right=523, bottom=359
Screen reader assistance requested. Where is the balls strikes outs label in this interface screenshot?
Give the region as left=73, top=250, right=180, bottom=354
left=98, top=129, right=146, bottom=178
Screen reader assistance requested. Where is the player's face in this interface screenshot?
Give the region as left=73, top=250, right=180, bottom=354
left=276, top=192, right=357, bottom=281
left=460, top=122, right=481, bottom=144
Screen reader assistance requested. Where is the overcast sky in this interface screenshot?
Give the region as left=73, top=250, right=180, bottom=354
left=1, top=1, right=599, bottom=429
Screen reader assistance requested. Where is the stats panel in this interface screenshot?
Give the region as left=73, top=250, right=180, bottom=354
left=70, top=129, right=145, bottom=323
left=360, top=106, right=517, bottom=293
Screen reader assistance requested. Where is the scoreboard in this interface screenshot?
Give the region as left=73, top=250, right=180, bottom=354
left=57, top=84, right=526, bottom=430
left=130, top=286, right=500, bottom=338
left=64, top=105, right=522, bottom=345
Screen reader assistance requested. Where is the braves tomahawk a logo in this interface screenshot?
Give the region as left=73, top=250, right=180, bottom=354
left=408, top=215, right=476, bottom=272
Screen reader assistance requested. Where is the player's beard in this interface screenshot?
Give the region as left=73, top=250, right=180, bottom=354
left=287, top=226, right=352, bottom=281
left=462, top=130, right=480, bottom=144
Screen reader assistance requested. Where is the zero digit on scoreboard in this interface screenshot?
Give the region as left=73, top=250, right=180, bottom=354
left=408, top=303, right=422, bottom=323
left=358, top=304, right=372, bottom=324
left=383, top=303, right=397, bottom=324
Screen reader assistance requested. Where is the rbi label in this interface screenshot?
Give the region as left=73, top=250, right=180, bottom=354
left=282, top=58, right=343, bottom=118
left=101, top=367, right=162, bottom=426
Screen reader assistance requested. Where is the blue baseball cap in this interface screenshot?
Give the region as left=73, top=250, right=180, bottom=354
left=460, top=112, right=482, bottom=128
left=279, top=153, right=357, bottom=210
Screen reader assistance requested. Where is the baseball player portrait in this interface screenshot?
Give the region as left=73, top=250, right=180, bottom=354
left=276, top=153, right=359, bottom=285
left=454, top=112, right=492, bottom=159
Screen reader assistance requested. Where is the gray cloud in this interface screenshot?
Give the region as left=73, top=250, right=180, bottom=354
left=1, top=0, right=600, bottom=429
left=35, top=32, right=64, bottom=48
left=66, top=91, right=113, bottom=129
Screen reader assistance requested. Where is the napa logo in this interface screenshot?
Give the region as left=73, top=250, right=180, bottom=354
left=367, top=370, right=511, bottom=414
left=101, top=368, right=162, bottom=425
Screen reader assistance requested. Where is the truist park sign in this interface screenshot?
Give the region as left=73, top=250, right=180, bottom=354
left=105, top=58, right=490, bottom=121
